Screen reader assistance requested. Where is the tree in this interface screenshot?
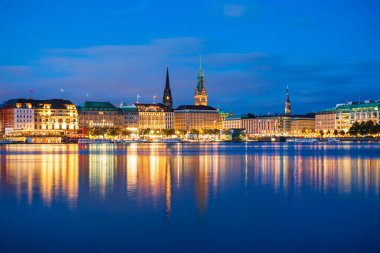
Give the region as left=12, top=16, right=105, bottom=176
left=326, top=130, right=331, bottom=135
left=319, top=130, right=324, bottom=137
left=190, top=129, right=199, bottom=135
left=333, top=129, right=338, bottom=136
left=349, top=122, right=360, bottom=136
left=121, top=129, right=132, bottom=136
left=212, top=129, right=220, bottom=135
left=340, top=130, right=345, bottom=136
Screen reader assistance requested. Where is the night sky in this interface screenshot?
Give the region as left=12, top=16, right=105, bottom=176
left=1, top=0, right=379, bottom=114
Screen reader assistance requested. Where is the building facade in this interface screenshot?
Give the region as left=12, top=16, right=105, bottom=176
left=77, top=101, right=124, bottom=130
left=223, top=115, right=243, bottom=129
left=242, top=116, right=280, bottom=136
left=119, top=104, right=139, bottom=129
left=290, top=115, right=315, bottom=133
left=135, top=103, right=167, bottom=130
left=1, top=99, right=78, bottom=136
left=174, top=105, right=220, bottom=131
left=335, top=100, right=380, bottom=131
left=315, top=109, right=335, bottom=132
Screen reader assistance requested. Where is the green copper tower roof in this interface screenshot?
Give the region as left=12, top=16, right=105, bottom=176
left=196, top=57, right=205, bottom=93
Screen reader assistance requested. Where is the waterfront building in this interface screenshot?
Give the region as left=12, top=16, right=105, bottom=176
left=77, top=101, right=124, bottom=130
left=174, top=105, right=220, bottom=131
left=242, top=115, right=280, bottom=136
left=119, top=103, right=139, bottom=129
left=335, top=100, right=380, bottom=131
left=33, top=99, right=78, bottom=133
left=218, top=110, right=230, bottom=129
left=134, top=67, right=175, bottom=131
left=315, top=108, right=336, bottom=132
left=290, top=114, right=315, bottom=134
left=223, top=115, right=243, bottom=129
left=1, top=99, right=78, bottom=136
left=194, top=60, right=208, bottom=106
left=1, top=99, right=34, bottom=135
left=135, top=103, right=168, bottom=130
left=174, top=59, right=220, bottom=131
left=316, top=100, right=380, bottom=133
left=224, top=113, right=292, bottom=136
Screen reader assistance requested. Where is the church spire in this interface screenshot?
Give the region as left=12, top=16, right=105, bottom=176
left=162, top=66, right=173, bottom=111
left=194, top=56, right=208, bottom=106
left=285, top=85, right=291, bottom=115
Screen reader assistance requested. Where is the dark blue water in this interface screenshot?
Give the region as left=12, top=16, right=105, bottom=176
left=0, top=143, right=379, bottom=253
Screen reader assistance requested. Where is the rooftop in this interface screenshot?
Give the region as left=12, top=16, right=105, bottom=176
left=77, top=101, right=117, bottom=111
left=3, top=98, right=75, bottom=109
left=175, top=105, right=217, bottom=111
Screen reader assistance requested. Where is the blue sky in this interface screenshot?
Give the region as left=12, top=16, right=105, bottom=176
left=1, top=0, right=379, bottom=114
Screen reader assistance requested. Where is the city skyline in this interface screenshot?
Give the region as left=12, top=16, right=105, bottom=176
left=1, top=0, right=380, bottom=115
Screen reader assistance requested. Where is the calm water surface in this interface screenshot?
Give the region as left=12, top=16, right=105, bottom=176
left=0, top=143, right=379, bottom=253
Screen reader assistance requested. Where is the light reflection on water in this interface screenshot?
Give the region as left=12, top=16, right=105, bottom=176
left=0, top=143, right=379, bottom=212
left=1, top=142, right=380, bottom=253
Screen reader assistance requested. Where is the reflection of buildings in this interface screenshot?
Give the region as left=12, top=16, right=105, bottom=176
left=0, top=145, right=79, bottom=208
left=1, top=143, right=379, bottom=214
left=88, top=144, right=115, bottom=196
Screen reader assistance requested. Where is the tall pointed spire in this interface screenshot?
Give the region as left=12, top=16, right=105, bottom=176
left=162, top=66, right=173, bottom=111
left=194, top=56, right=208, bottom=106
left=285, top=85, right=291, bottom=115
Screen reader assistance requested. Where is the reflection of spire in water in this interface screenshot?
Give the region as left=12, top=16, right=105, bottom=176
left=195, top=155, right=209, bottom=215
left=165, top=158, right=172, bottom=218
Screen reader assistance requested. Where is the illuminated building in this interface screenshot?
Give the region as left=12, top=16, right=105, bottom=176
left=224, top=114, right=291, bottom=136
left=174, top=60, right=220, bottom=131
left=134, top=67, right=174, bottom=131
left=242, top=115, right=280, bottom=136
left=335, top=100, right=380, bottom=131
left=1, top=99, right=78, bottom=136
left=316, top=99, right=380, bottom=132
left=174, top=105, right=220, bottom=131
left=135, top=103, right=168, bottom=130
left=290, top=114, right=315, bottom=133
left=218, top=110, right=230, bottom=129
left=1, top=100, right=34, bottom=135
left=315, top=108, right=335, bottom=132
left=77, top=101, right=124, bottom=130
left=33, top=99, right=78, bottom=133
left=119, top=103, right=139, bottom=132
left=223, top=115, right=243, bottom=129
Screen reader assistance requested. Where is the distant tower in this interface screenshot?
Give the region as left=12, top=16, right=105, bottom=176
left=285, top=85, right=291, bottom=115
left=194, top=57, right=208, bottom=106
left=162, top=66, right=173, bottom=111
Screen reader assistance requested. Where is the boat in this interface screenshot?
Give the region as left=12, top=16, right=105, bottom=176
left=293, top=138, right=319, bottom=143
left=78, top=139, right=94, bottom=144
left=157, top=139, right=182, bottom=143
left=0, top=139, right=13, bottom=144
